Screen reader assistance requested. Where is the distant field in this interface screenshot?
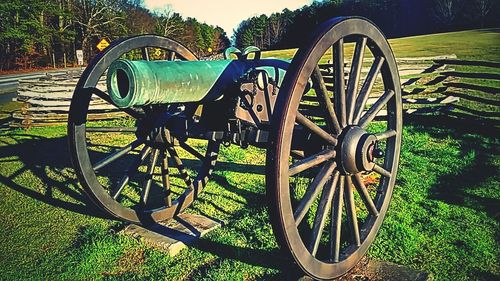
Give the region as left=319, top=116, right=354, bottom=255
left=0, top=29, right=498, bottom=280
left=263, top=28, right=500, bottom=61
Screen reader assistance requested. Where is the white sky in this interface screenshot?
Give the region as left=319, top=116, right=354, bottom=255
left=143, top=0, right=315, bottom=37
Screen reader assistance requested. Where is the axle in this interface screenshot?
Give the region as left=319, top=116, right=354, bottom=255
left=107, top=58, right=289, bottom=108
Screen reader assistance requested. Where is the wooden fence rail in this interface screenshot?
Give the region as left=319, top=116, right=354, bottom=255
left=9, top=55, right=498, bottom=128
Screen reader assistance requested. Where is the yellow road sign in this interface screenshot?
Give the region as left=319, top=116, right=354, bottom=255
left=96, top=38, right=110, bottom=52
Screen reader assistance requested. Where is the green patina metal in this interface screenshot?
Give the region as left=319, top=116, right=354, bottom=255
left=107, top=58, right=289, bottom=108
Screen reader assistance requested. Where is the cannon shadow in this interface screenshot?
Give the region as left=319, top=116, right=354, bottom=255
left=1, top=110, right=497, bottom=278
left=154, top=172, right=302, bottom=279
left=0, top=132, right=113, bottom=219
left=0, top=130, right=292, bottom=274
left=0, top=131, right=266, bottom=219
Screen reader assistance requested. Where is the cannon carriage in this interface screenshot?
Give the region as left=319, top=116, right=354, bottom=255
left=68, top=17, right=402, bottom=280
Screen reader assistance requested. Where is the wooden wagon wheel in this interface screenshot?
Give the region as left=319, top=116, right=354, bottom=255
left=68, top=35, right=219, bottom=224
left=267, top=17, right=402, bottom=280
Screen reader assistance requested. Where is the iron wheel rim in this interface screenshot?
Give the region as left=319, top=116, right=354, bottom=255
left=68, top=35, right=219, bottom=224
left=267, top=17, right=402, bottom=280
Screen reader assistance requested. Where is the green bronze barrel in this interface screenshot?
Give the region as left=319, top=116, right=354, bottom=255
left=107, top=58, right=289, bottom=108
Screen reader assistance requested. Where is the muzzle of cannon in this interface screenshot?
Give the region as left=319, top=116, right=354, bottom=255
left=106, top=58, right=289, bottom=108
left=68, top=17, right=403, bottom=280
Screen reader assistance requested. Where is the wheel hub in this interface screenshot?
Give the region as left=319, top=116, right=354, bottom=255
left=337, top=126, right=378, bottom=175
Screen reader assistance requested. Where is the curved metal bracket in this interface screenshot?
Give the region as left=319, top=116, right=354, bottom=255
left=224, top=46, right=261, bottom=61
left=224, top=47, right=242, bottom=60
left=241, top=46, right=261, bottom=60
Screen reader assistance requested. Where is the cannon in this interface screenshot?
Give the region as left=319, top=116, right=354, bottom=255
left=68, top=17, right=402, bottom=280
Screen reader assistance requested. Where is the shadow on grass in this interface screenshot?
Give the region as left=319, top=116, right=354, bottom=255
left=2, top=108, right=497, bottom=279
left=0, top=131, right=268, bottom=219
left=433, top=134, right=498, bottom=220
left=178, top=177, right=304, bottom=281
left=119, top=166, right=302, bottom=279
left=0, top=131, right=302, bottom=278
left=193, top=238, right=305, bottom=280
left=443, top=91, right=500, bottom=107
left=0, top=133, right=114, bottom=219
left=405, top=113, right=499, bottom=138
left=405, top=114, right=500, bottom=221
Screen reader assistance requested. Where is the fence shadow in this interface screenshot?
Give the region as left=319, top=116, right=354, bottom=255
left=405, top=112, right=499, bottom=138
left=404, top=115, right=500, bottom=221
left=430, top=144, right=499, bottom=221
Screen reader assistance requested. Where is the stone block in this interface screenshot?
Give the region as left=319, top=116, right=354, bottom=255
left=120, top=213, right=222, bottom=256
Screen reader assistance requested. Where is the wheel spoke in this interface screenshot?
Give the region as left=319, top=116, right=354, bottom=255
left=169, top=51, right=176, bottom=61
left=347, top=37, right=367, bottom=125
left=289, top=149, right=336, bottom=176
left=352, top=173, right=379, bottom=217
left=375, top=129, right=397, bottom=141
left=141, top=47, right=150, bottom=61
left=291, top=150, right=305, bottom=159
left=294, top=162, right=337, bottom=225
left=93, top=139, right=142, bottom=171
left=86, top=127, right=137, bottom=133
left=344, top=176, right=361, bottom=246
left=296, top=113, right=337, bottom=146
left=373, top=164, right=391, bottom=178
left=334, top=39, right=346, bottom=128
left=330, top=175, right=345, bottom=262
left=353, top=57, right=385, bottom=123
left=312, top=66, right=341, bottom=134
left=359, top=89, right=395, bottom=128
left=179, top=141, right=204, bottom=160
left=141, top=148, right=160, bottom=205
left=308, top=172, right=340, bottom=256
left=88, top=87, right=144, bottom=120
left=111, top=146, right=151, bottom=199
left=160, top=149, right=172, bottom=207
left=69, top=37, right=219, bottom=224
left=166, top=144, right=194, bottom=189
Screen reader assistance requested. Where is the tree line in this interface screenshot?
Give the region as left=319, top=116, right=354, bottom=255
left=234, top=0, right=500, bottom=50
left=0, top=0, right=230, bottom=71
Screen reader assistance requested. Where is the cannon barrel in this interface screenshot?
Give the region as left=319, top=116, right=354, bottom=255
left=107, top=59, right=289, bottom=108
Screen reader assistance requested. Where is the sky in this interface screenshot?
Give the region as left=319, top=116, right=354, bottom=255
left=143, top=0, right=315, bottom=37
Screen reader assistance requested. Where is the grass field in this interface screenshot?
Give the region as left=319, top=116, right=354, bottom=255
left=0, top=29, right=499, bottom=280
left=263, top=28, right=500, bottom=61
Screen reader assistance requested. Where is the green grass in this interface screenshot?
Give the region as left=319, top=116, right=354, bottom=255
left=1, top=29, right=499, bottom=280
left=264, top=28, right=500, bottom=61
left=388, top=29, right=500, bottom=61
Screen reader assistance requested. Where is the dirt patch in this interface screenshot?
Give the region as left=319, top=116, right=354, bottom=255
left=338, top=257, right=432, bottom=281
left=102, top=248, right=146, bottom=277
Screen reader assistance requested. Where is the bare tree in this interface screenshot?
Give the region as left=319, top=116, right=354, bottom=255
left=155, top=9, right=182, bottom=38
left=125, top=3, right=156, bottom=34
left=269, top=15, right=285, bottom=47
left=473, top=0, right=493, bottom=27
left=73, top=0, right=124, bottom=61
left=433, top=0, right=462, bottom=27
